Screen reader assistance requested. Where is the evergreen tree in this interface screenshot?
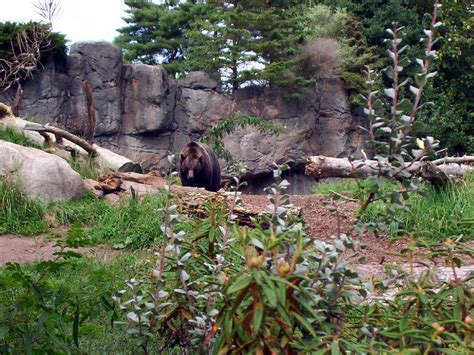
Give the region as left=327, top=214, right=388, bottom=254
left=114, top=0, right=212, bottom=74
left=115, top=0, right=309, bottom=91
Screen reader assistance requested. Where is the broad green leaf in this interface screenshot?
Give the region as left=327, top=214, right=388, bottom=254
left=295, top=296, right=321, bottom=321
left=399, top=315, right=409, bottom=331
left=22, top=328, right=32, bottom=355
left=0, top=326, right=9, bottom=340
left=384, top=88, right=395, bottom=99
left=252, top=303, right=264, bottom=333
left=73, top=305, right=80, bottom=348
left=415, top=73, right=427, bottom=87
left=409, top=85, right=420, bottom=96
left=398, top=57, right=411, bottom=67
left=292, top=311, right=317, bottom=337
left=261, top=282, right=277, bottom=308
left=331, top=340, right=341, bottom=355
left=398, top=99, right=413, bottom=113
left=373, top=99, right=384, bottom=109
left=378, top=127, right=392, bottom=133
left=227, top=275, right=253, bottom=294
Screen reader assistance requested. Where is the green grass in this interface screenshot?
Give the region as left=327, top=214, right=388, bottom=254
left=312, top=178, right=362, bottom=197
left=1, top=178, right=170, bottom=249
left=314, top=174, right=474, bottom=241
left=84, top=194, right=169, bottom=249
left=0, top=252, right=159, bottom=353
left=0, top=178, right=48, bottom=235
left=394, top=174, right=474, bottom=240
left=0, top=126, right=42, bottom=149
left=68, top=157, right=103, bottom=180
left=53, top=192, right=170, bottom=249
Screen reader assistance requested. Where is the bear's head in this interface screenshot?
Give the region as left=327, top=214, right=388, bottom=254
left=180, top=142, right=204, bottom=183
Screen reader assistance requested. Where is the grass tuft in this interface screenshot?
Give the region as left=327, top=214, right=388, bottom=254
left=0, top=177, right=48, bottom=235
left=313, top=174, right=474, bottom=241
left=0, top=127, right=42, bottom=149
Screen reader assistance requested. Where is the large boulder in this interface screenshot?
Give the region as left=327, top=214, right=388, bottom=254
left=66, top=41, right=123, bottom=135
left=178, top=71, right=219, bottom=90
left=121, top=64, right=175, bottom=134
left=0, top=141, right=85, bottom=203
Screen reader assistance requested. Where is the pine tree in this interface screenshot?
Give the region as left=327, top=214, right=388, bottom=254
left=114, top=0, right=212, bottom=74
left=115, top=0, right=309, bottom=90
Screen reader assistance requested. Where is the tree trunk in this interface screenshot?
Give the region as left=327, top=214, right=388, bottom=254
left=81, top=80, right=96, bottom=142
left=305, top=155, right=474, bottom=187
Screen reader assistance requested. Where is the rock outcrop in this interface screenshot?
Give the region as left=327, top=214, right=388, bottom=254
left=0, top=41, right=365, bottom=193
left=0, top=141, right=85, bottom=202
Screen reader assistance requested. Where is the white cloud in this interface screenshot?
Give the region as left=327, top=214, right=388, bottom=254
left=0, top=0, right=128, bottom=45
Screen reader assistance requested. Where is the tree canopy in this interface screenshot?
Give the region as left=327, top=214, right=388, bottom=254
left=115, top=0, right=311, bottom=91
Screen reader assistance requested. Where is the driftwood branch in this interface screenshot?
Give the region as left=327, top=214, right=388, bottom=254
left=89, top=172, right=302, bottom=226
left=305, top=155, right=474, bottom=186
left=24, top=122, right=98, bottom=156
left=1, top=104, right=142, bottom=173
left=0, top=24, right=49, bottom=91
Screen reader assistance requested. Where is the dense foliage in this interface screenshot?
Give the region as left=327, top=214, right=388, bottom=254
left=115, top=1, right=351, bottom=91
left=320, top=0, right=473, bottom=154
left=1, top=167, right=472, bottom=353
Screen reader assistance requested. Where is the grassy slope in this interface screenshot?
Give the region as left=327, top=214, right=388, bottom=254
left=313, top=175, right=474, bottom=240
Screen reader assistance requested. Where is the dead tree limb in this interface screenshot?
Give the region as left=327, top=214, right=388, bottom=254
left=1, top=104, right=142, bottom=173
left=81, top=80, right=96, bottom=142
left=24, top=122, right=98, bottom=156
left=11, top=84, right=23, bottom=116
left=305, top=155, right=474, bottom=186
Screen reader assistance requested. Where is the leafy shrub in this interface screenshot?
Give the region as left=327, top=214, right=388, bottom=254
left=200, top=110, right=283, bottom=163
left=0, top=253, right=158, bottom=354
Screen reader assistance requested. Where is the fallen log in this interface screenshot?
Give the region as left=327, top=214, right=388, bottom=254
left=0, top=103, right=142, bottom=173
left=89, top=171, right=302, bottom=227
left=305, top=155, right=474, bottom=186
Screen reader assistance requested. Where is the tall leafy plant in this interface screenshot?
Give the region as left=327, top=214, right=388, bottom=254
left=355, top=0, right=444, bottom=233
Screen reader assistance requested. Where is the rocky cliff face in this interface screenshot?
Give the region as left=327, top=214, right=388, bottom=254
left=0, top=41, right=365, bottom=194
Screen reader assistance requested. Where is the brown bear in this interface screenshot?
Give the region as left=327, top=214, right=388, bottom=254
left=179, top=141, right=221, bottom=192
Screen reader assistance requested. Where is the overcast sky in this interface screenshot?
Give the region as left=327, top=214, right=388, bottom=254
left=0, top=0, right=131, bottom=45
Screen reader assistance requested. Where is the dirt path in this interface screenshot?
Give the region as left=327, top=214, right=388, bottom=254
left=0, top=232, right=117, bottom=266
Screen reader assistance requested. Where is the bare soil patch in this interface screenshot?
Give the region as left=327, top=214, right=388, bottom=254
left=0, top=230, right=117, bottom=266
left=241, top=193, right=474, bottom=268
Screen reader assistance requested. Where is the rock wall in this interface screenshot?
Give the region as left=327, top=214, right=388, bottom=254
left=0, top=41, right=365, bottom=194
